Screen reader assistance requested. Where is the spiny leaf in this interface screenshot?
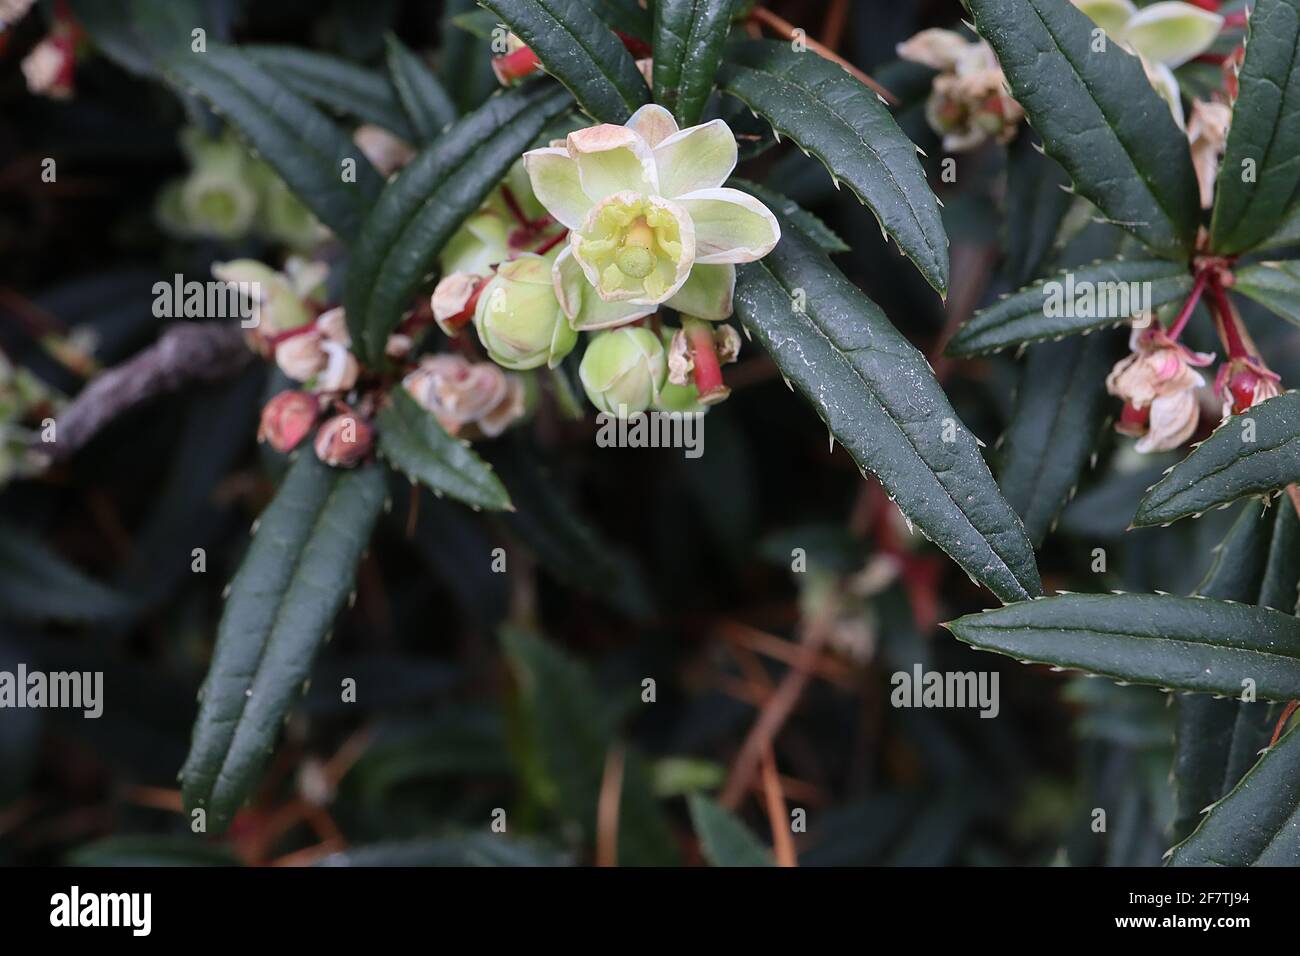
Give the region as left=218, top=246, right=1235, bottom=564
left=652, top=0, right=739, bottom=127
left=718, top=40, right=949, bottom=296
left=687, top=794, right=774, bottom=867
left=160, top=42, right=383, bottom=243
left=733, top=220, right=1040, bottom=604
left=947, top=592, right=1300, bottom=700
left=997, top=332, right=1116, bottom=545
left=244, top=45, right=416, bottom=141
left=967, top=0, right=1200, bottom=260
left=1134, top=391, right=1300, bottom=527
left=375, top=389, right=512, bottom=512
left=343, top=80, right=572, bottom=364
left=384, top=34, right=457, bottom=144
left=1171, top=502, right=1293, bottom=843
left=180, top=454, right=386, bottom=834
left=479, top=0, right=650, bottom=123
left=731, top=178, right=848, bottom=253
left=1168, top=724, right=1300, bottom=865
left=946, top=257, right=1192, bottom=356
left=1210, top=0, right=1300, bottom=255
left=1232, top=260, right=1300, bottom=329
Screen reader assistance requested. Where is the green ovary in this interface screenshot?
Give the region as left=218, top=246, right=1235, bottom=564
left=578, top=198, right=683, bottom=301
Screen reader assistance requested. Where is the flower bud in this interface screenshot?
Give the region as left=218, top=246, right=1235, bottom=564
left=275, top=329, right=327, bottom=382
left=258, top=390, right=319, bottom=453
left=313, top=411, right=373, bottom=467
left=1106, top=327, right=1213, bottom=453
left=1216, top=356, right=1282, bottom=418
left=579, top=326, right=666, bottom=416
left=212, top=259, right=314, bottom=344
left=431, top=272, right=487, bottom=336
left=492, top=36, right=541, bottom=85
left=473, top=254, right=577, bottom=370
left=314, top=308, right=360, bottom=393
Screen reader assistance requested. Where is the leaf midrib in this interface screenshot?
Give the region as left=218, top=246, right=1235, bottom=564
left=1017, top=0, right=1190, bottom=252
left=724, top=59, right=940, bottom=274
left=752, top=258, right=1025, bottom=598
left=208, top=470, right=349, bottom=794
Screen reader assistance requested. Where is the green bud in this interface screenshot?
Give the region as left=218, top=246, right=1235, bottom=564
left=474, top=254, right=577, bottom=370
left=579, top=326, right=666, bottom=416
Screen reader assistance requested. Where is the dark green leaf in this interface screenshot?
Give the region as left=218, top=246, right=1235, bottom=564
left=1004, top=132, right=1074, bottom=287
left=1232, top=260, right=1300, bottom=329
left=687, top=794, right=774, bottom=866
left=479, top=0, right=649, bottom=123
left=946, top=257, right=1193, bottom=356
left=375, top=389, right=512, bottom=512
left=731, top=178, right=848, bottom=253
left=0, top=523, right=133, bottom=624
left=502, top=628, right=678, bottom=865
left=442, top=0, right=499, bottom=113
left=718, top=40, right=949, bottom=296
left=181, top=455, right=386, bottom=834
left=946, top=592, right=1300, bottom=700
left=244, top=45, right=415, bottom=141
left=1168, top=724, right=1300, bottom=865
left=1209, top=0, right=1300, bottom=255
left=733, top=221, right=1040, bottom=604
left=967, top=0, right=1200, bottom=260
left=160, top=43, right=383, bottom=243
left=653, top=0, right=738, bottom=127
left=343, top=80, right=572, bottom=364
left=384, top=34, right=457, bottom=144
left=997, top=332, right=1115, bottom=545
left=586, top=0, right=654, bottom=40
left=1171, top=503, right=1287, bottom=843
left=1134, top=391, right=1300, bottom=527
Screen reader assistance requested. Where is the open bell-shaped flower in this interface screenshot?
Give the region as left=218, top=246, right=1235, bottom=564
left=1106, top=326, right=1213, bottom=453
left=524, top=105, right=780, bottom=331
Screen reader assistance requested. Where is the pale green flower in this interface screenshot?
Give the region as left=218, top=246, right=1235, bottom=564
left=579, top=326, right=667, bottom=416
left=525, top=104, right=780, bottom=331
left=440, top=158, right=561, bottom=276
left=473, top=253, right=577, bottom=370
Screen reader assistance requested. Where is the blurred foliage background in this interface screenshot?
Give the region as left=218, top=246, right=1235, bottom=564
left=2, top=0, right=1293, bottom=867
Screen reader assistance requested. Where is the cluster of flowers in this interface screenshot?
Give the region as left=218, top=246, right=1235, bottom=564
left=898, top=2, right=1227, bottom=156
left=247, top=105, right=781, bottom=470
left=156, top=128, right=328, bottom=250
left=432, top=104, right=780, bottom=418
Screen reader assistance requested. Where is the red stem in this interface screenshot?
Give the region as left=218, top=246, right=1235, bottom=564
left=1207, top=277, right=1250, bottom=358
left=532, top=229, right=569, bottom=257
left=1167, top=270, right=1209, bottom=340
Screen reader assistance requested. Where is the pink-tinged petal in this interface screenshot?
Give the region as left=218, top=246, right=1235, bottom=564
left=653, top=120, right=738, bottom=198
left=626, top=103, right=679, bottom=148
left=566, top=124, right=659, bottom=201
left=523, top=146, right=591, bottom=230
left=666, top=263, right=735, bottom=320
left=677, top=187, right=781, bottom=264
left=1135, top=387, right=1199, bottom=453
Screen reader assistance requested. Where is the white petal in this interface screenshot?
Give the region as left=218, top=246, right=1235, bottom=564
left=554, top=246, right=656, bottom=330
left=677, top=187, right=781, bottom=264
left=626, top=103, right=679, bottom=148
left=1123, top=2, right=1223, bottom=69
left=566, top=124, right=659, bottom=201
left=523, top=146, right=591, bottom=230
left=666, top=263, right=736, bottom=320
left=654, top=120, right=738, bottom=198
